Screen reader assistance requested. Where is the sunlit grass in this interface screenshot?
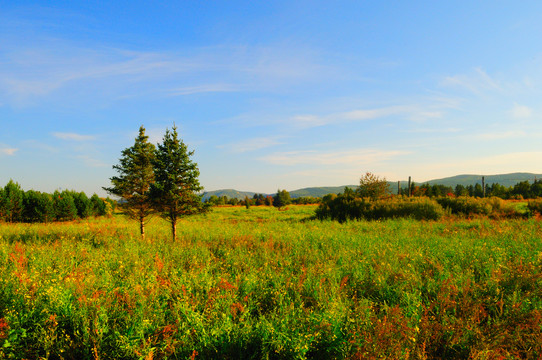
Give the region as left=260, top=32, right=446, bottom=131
left=1, top=205, right=541, bottom=359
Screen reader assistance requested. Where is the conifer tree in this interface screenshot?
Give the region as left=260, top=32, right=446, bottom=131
left=54, top=190, right=78, bottom=221
left=151, top=125, right=208, bottom=241
left=273, top=189, right=291, bottom=210
left=2, top=180, right=24, bottom=222
left=104, top=126, right=156, bottom=239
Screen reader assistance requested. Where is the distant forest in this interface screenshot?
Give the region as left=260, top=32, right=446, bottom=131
left=2, top=175, right=542, bottom=221
left=399, top=179, right=542, bottom=199
left=206, top=178, right=542, bottom=206
left=0, top=180, right=115, bottom=223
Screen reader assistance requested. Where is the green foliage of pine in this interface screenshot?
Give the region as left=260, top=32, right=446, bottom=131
left=1, top=207, right=542, bottom=358
left=104, top=126, right=156, bottom=238
left=151, top=126, right=209, bottom=240
left=273, top=189, right=291, bottom=209
left=0, top=181, right=110, bottom=224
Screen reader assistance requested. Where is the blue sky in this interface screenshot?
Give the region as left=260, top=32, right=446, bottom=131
left=2, top=1, right=542, bottom=196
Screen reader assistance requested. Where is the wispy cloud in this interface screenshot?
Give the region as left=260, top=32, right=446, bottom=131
left=420, top=151, right=542, bottom=176
left=510, top=103, right=532, bottom=119
left=77, top=155, right=107, bottom=168
left=52, top=132, right=95, bottom=141
left=0, top=36, right=330, bottom=106
left=166, top=84, right=241, bottom=96
left=224, top=136, right=284, bottom=153
left=289, top=104, right=451, bottom=129
left=406, top=127, right=461, bottom=134
left=261, top=149, right=409, bottom=166
left=441, top=67, right=502, bottom=95
left=0, top=147, right=18, bottom=156
left=475, top=130, right=526, bottom=140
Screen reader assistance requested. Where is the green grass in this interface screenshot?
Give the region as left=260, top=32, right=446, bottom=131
left=1, top=205, right=542, bottom=359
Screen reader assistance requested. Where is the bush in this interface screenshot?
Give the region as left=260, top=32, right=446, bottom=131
left=436, top=197, right=492, bottom=216
left=315, top=193, right=444, bottom=222
left=527, top=199, right=542, bottom=215
left=436, top=196, right=521, bottom=218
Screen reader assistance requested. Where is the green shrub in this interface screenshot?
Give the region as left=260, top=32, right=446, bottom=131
left=436, top=196, right=522, bottom=218
left=316, top=194, right=444, bottom=222
left=436, top=196, right=492, bottom=216
left=484, top=197, right=522, bottom=218
left=527, top=199, right=542, bottom=215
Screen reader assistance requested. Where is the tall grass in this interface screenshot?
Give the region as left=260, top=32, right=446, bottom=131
left=1, top=206, right=541, bottom=359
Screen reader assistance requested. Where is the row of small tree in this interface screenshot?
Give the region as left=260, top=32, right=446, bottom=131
left=399, top=180, right=542, bottom=199
left=205, top=192, right=319, bottom=207
left=104, top=125, right=207, bottom=241
left=0, top=180, right=113, bottom=223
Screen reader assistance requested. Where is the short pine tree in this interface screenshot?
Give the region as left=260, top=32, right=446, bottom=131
left=104, top=126, right=156, bottom=239
left=151, top=126, right=209, bottom=241
left=273, top=189, right=291, bottom=210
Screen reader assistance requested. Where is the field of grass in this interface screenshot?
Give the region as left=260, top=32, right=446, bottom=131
left=1, top=205, right=542, bottom=359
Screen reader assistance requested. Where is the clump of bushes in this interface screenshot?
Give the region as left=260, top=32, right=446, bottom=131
left=436, top=196, right=521, bottom=218
left=315, top=190, right=444, bottom=222
left=527, top=199, right=542, bottom=215
left=315, top=188, right=530, bottom=222
left=436, top=196, right=492, bottom=216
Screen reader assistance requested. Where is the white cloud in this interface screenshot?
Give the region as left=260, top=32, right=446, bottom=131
left=441, top=67, right=502, bottom=95
left=475, top=130, right=526, bottom=140
left=510, top=103, right=532, bottom=119
left=0, top=38, right=330, bottom=106
left=406, top=127, right=461, bottom=134
left=0, top=147, right=18, bottom=156
left=167, top=84, right=241, bottom=96
left=342, top=107, right=407, bottom=121
left=289, top=106, right=413, bottom=129
left=412, top=151, right=542, bottom=178
left=261, top=149, right=410, bottom=166
left=52, top=132, right=95, bottom=141
left=288, top=103, right=452, bottom=129
left=225, top=137, right=283, bottom=153
left=77, top=155, right=107, bottom=168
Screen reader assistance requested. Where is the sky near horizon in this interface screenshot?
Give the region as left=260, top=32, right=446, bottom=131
left=2, top=1, right=542, bottom=196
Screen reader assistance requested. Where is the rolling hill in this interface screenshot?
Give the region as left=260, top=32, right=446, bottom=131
left=202, top=172, right=542, bottom=200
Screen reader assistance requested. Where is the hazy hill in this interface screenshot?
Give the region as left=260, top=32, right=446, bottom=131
left=202, top=172, right=542, bottom=200
left=201, top=189, right=257, bottom=200
left=289, top=185, right=357, bottom=198
left=424, top=172, right=542, bottom=188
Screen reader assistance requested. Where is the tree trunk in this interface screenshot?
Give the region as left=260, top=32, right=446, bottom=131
left=140, top=215, right=145, bottom=240
left=171, top=218, right=177, bottom=242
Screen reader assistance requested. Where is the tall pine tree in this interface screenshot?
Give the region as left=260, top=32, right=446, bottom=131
left=151, top=126, right=208, bottom=241
left=104, top=126, right=156, bottom=239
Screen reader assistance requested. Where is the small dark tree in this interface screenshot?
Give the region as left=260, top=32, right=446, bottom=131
left=357, top=172, right=391, bottom=200
left=2, top=180, right=24, bottom=222
left=89, top=194, right=107, bottom=216
left=273, top=189, right=291, bottom=210
left=104, top=126, right=156, bottom=239
left=73, top=191, right=91, bottom=218
left=151, top=126, right=209, bottom=241
left=23, top=190, right=55, bottom=223
left=245, top=195, right=251, bottom=209
left=54, top=190, right=78, bottom=221
left=454, top=184, right=468, bottom=197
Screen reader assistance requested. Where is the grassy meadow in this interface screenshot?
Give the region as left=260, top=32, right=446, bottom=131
left=1, top=205, right=542, bottom=359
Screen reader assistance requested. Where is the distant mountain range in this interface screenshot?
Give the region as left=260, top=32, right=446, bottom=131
left=202, top=172, right=542, bottom=200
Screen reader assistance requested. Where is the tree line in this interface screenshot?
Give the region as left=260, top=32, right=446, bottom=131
left=204, top=192, right=320, bottom=207
left=318, top=172, right=542, bottom=222
left=399, top=179, right=542, bottom=199
left=0, top=180, right=114, bottom=223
